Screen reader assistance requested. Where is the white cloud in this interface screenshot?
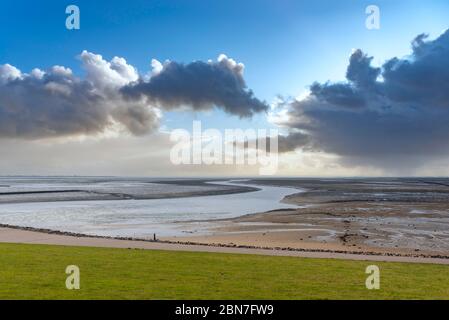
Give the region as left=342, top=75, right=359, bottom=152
left=151, top=58, right=164, bottom=75
left=80, top=50, right=138, bottom=89
left=0, top=64, right=22, bottom=83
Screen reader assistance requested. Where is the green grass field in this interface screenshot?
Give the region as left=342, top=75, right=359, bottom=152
left=0, top=243, right=448, bottom=299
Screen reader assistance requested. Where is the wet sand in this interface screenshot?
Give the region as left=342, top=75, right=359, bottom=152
left=1, top=177, right=449, bottom=264
left=1, top=226, right=448, bottom=264
left=167, top=178, right=449, bottom=258
left=0, top=177, right=258, bottom=204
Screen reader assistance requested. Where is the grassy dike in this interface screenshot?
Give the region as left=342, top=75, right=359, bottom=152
left=0, top=243, right=448, bottom=299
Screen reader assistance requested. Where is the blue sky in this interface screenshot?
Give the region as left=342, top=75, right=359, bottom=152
left=2, top=0, right=448, bottom=130
left=1, top=1, right=449, bottom=176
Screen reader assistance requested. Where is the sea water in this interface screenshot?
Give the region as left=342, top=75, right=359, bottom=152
left=0, top=180, right=300, bottom=237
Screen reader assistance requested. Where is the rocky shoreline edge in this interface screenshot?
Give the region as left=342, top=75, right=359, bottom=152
left=1, top=223, right=449, bottom=261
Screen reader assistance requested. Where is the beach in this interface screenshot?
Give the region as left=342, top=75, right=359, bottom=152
left=1, top=177, right=449, bottom=264
left=168, top=178, right=449, bottom=259
left=1, top=226, right=449, bottom=265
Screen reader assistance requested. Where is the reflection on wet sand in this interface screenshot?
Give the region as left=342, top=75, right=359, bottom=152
left=170, top=178, right=449, bottom=256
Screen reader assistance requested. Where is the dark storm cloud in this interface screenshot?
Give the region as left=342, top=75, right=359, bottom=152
left=0, top=52, right=159, bottom=139
left=235, top=131, right=311, bottom=154
left=0, top=66, right=110, bottom=139
left=0, top=53, right=266, bottom=139
left=121, top=55, right=269, bottom=117
left=280, top=30, right=449, bottom=170
left=309, top=82, right=367, bottom=108
left=346, top=49, right=380, bottom=88
left=277, top=132, right=312, bottom=153
left=382, top=32, right=449, bottom=108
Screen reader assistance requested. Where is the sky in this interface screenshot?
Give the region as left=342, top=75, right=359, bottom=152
left=1, top=0, right=449, bottom=177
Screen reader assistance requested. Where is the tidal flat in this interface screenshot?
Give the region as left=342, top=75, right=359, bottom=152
left=176, top=178, right=449, bottom=257
left=1, top=177, right=449, bottom=259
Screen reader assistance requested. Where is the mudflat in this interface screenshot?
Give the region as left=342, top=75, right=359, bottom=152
left=1, top=177, right=449, bottom=263
left=167, top=178, right=449, bottom=258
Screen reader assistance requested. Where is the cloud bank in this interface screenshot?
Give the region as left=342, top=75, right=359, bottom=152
left=279, top=30, right=449, bottom=171
left=121, top=54, right=268, bottom=117
left=0, top=52, right=267, bottom=139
